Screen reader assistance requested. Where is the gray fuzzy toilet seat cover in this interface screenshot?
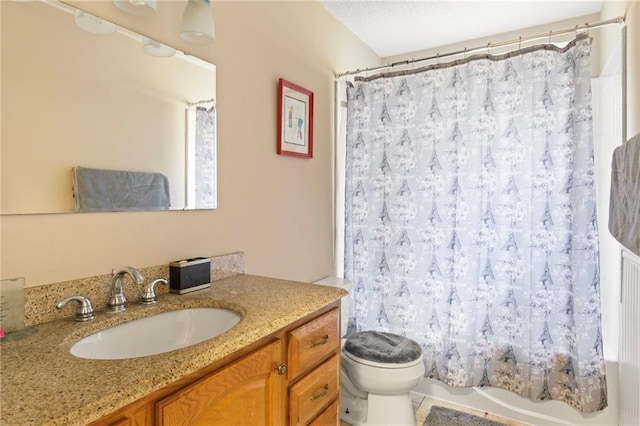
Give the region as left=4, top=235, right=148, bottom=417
left=344, top=331, right=422, bottom=364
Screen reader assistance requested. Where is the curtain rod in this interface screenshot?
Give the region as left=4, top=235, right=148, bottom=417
left=335, top=16, right=625, bottom=78
left=187, top=98, right=216, bottom=107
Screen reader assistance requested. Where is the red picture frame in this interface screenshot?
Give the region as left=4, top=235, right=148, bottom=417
left=277, top=78, right=314, bottom=158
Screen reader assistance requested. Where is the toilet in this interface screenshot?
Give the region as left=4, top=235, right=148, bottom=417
left=340, top=330, right=424, bottom=425
left=313, top=277, right=425, bottom=426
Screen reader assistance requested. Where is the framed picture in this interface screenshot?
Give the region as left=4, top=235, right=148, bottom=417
left=277, top=78, right=314, bottom=158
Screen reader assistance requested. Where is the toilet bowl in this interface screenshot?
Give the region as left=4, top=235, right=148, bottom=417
left=340, top=331, right=425, bottom=426
left=311, top=277, right=424, bottom=426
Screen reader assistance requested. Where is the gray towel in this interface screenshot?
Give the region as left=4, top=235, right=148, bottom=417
left=609, top=134, right=640, bottom=256
left=73, top=166, right=170, bottom=212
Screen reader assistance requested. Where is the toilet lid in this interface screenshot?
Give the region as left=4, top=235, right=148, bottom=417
left=344, top=331, right=422, bottom=365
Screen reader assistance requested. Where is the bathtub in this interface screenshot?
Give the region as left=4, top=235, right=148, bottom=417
left=414, top=360, right=619, bottom=426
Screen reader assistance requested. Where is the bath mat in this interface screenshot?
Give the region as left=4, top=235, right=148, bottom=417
left=424, top=405, right=508, bottom=426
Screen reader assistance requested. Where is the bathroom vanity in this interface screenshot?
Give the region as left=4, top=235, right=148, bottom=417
left=0, top=274, right=346, bottom=425
left=92, top=306, right=340, bottom=425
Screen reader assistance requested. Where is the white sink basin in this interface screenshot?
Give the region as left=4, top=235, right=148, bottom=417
left=70, top=308, right=241, bottom=360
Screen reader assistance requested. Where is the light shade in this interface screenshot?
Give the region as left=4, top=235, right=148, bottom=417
left=113, top=0, right=158, bottom=17
left=180, top=0, right=215, bottom=44
left=142, top=39, right=177, bottom=57
left=74, top=11, right=117, bottom=35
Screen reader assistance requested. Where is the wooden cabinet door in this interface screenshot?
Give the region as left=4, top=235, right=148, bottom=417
left=155, top=340, right=285, bottom=425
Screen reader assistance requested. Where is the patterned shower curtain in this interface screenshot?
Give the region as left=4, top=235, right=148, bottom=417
left=343, top=35, right=607, bottom=412
left=195, top=106, right=216, bottom=209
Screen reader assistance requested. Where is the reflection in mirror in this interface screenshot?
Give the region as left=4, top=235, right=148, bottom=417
left=1, top=0, right=217, bottom=214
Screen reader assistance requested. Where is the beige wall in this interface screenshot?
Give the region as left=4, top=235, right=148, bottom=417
left=0, top=0, right=380, bottom=287
left=630, top=1, right=640, bottom=135
left=604, top=0, right=640, bottom=137
left=599, top=1, right=639, bottom=136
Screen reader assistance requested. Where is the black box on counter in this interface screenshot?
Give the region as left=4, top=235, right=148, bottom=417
left=169, top=257, right=211, bottom=294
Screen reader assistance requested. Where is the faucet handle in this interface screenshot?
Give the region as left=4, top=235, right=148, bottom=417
left=140, top=279, right=169, bottom=305
left=56, top=295, right=95, bottom=322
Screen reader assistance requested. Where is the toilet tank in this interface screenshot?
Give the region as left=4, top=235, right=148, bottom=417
left=313, top=276, right=352, bottom=337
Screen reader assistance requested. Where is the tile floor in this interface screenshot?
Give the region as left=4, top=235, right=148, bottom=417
left=340, top=392, right=529, bottom=426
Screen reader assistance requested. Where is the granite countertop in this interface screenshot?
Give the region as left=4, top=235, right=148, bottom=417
left=0, top=274, right=347, bottom=426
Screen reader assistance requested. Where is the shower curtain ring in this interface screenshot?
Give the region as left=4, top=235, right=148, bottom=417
left=518, top=36, right=522, bottom=50
left=548, top=30, right=552, bottom=44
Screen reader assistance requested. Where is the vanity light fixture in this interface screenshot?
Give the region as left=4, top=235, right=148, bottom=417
left=74, top=11, right=117, bottom=35
left=142, top=39, right=177, bottom=57
left=113, top=0, right=158, bottom=17
left=180, top=0, right=215, bottom=44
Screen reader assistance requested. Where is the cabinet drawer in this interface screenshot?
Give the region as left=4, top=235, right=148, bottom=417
left=289, top=354, right=340, bottom=426
left=288, top=308, right=340, bottom=380
left=308, top=398, right=339, bottom=426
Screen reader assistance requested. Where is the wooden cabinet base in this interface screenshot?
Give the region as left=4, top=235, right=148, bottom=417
left=90, top=302, right=341, bottom=426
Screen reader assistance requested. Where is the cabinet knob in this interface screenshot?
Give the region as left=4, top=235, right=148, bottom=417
left=276, top=363, right=287, bottom=376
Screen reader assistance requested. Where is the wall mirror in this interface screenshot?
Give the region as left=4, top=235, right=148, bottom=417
left=1, top=0, right=217, bottom=214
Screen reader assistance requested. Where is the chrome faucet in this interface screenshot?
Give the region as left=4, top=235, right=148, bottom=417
left=56, top=295, right=95, bottom=322
left=107, top=266, right=144, bottom=312
left=140, top=278, right=168, bottom=305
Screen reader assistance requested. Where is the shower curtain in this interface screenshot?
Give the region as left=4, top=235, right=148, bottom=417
left=343, top=35, right=607, bottom=412
left=194, top=106, right=216, bottom=209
